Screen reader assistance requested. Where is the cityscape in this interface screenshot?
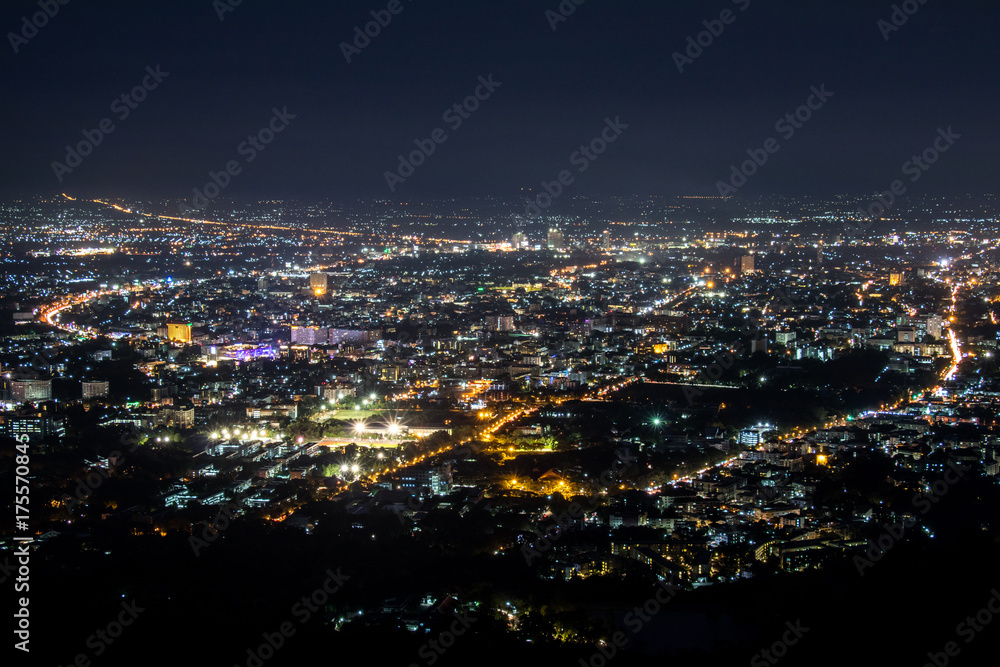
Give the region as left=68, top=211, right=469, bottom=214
left=4, top=2, right=1000, bottom=667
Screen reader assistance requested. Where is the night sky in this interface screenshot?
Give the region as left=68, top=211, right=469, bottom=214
left=2, top=0, right=998, bottom=202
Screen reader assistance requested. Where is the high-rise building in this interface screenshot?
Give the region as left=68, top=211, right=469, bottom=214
left=602, top=229, right=612, bottom=250
left=547, top=228, right=564, bottom=251
left=739, top=254, right=755, bottom=274
left=400, top=462, right=453, bottom=496
left=512, top=232, right=527, bottom=249
left=889, top=271, right=905, bottom=286
left=82, top=381, right=110, bottom=399
left=167, top=322, right=192, bottom=343
left=11, top=379, right=52, bottom=403
left=310, top=272, right=329, bottom=296
left=257, top=276, right=269, bottom=293
left=290, top=326, right=329, bottom=345
left=485, top=315, right=515, bottom=332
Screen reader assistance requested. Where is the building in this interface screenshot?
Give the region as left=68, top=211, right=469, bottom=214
left=739, top=424, right=773, bottom=447
left=897, top=313, right=943, bottom=340
left=310, top=272, right=329, bottom=297
left=602, top=229, right=612, bottom=250
left=291, top=326, right=329, bottom=345
left=400, top=463, right=453, bottom=496
left=739, top=254, right=755, bottom=274
left=484, top=315, right=515, bottom=332
left=166, top=322, right=192, bottom=343
left=82, top=381, right=110, bottom=399
left=512, top=232, right=527, bottom=249
left=11, top=379, right=52, bottom=403
left=775, top=332, right=796, bottom=345
left=154, top=407, right=195, bottom=429
left=889, top=271, right=905, bottom=286
left=329, top=328, right=379, bottom=345
left=246, top=404, right=298, bottom=420
left=0, top=409, right=65, bottom=443
left=547, top=228, right=564, bottom=251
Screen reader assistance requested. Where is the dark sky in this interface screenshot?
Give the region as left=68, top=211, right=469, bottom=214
left=2, top=0, right=998, bottom=202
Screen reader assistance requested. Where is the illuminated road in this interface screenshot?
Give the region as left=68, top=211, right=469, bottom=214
left=944, top=280, right=963, bottom=382
left=945, top=328, right=962, bottom=382
left=368, top=377, right=640, bottom=486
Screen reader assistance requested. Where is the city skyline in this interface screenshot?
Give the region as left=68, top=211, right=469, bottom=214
left=5, top=2, right=1000, bottom=667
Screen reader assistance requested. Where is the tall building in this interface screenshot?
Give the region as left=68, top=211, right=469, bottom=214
left=512, top=232, right=526, bottom=249
left=310, top=272, right=329, bottom=296
left=11, top=379, right=52, bottom=403
left=889, top=271, right=905, bottom=286
left=739, top=254, right=755, bottom=274
left=167, top=322, right=192, bottom=343
left=257, top=276, right=269, bottom=293
left=290, top=326, right=329, bottom=345
left=485, top=315, right=515, bottom=332
left=82, top=381, right=110, bottom=399
left=547, top=228, right=564, bottom=251
left=400, top=462, right=453, bottom=496
left=602, top=229, right=612, bottom=250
